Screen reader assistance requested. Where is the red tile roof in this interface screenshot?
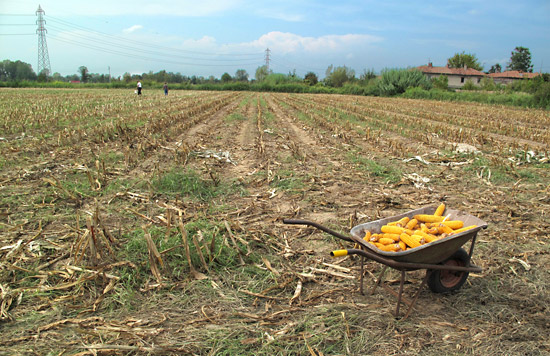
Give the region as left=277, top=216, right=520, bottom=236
left=417, top=64, right=485, bottom=76
left=487, top=70, right=540, bottom=79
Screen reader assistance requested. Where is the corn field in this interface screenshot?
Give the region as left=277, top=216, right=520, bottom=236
left=1, top=88, right=549, bottom=355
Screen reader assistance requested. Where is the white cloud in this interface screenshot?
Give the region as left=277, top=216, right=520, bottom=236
left=123, top=25, right=143, bottom=34
left=249, top=31, right=383, bottom=55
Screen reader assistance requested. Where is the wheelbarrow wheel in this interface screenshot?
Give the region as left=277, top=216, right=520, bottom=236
left=427, top=248, right=470, bottom=293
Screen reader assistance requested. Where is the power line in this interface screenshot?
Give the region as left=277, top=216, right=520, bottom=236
left=270, top=56, right=326, bottom=74
left=46, top=23, right=260, bottom=63
left=45, top=15, right=263, bottom=58
left=48, top=36, right=263, bottom=68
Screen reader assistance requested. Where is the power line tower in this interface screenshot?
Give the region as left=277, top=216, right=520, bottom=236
left=264, top=48, right=271, bottom=72
left=36, top=5, right=51, bottom=76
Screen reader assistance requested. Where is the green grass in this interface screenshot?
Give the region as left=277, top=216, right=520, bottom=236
left=347, top=152, right=402, bottom=183
left=151, top=168, right=224, bottom=201
left=224, top=112, right=247, bottom=123
left=464, top=156, right=516, bottom=184
left=269, top=170, right=306, bottom=193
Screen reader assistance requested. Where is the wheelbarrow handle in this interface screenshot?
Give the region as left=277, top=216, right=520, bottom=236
left=283, top=219, right=353, bottom=242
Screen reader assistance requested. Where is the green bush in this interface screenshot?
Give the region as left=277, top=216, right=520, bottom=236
left=480, top=77, right=496, bottom=91
left=432, top=75, right=448, bottom=90
left=377, top=68, right=432, bottom=96
left=533, top=82, right=550, bottom=108
left=401, top=87, right=541, bottom=108
left=462, top=79, right=478, bottom=91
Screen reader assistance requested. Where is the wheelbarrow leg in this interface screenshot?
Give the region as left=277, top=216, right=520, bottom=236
left=395, top=270, right=406, bottom=317
left=360, top=256, right=364, bottom=295
left=370, top=265, right=388, bottom=295
left=402, top=272, right=430, bottom=320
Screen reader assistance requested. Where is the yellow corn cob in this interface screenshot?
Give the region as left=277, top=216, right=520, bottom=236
left=396, top=216, right=410, bottom=227
left=375, top=243, right=400, bottom=252
left=436, top=225, right=454, bottom=234
left=382, top=233, right=400, bottom=241
left=449, top=225, right=477, bottom=235
left=381, top=225, right=405, bottom=235
left=434, top=203, right=445, bottom=217
left=363, top=230, right=372, bottom=241
left=398, top=241, right=407, bottom=251
left=387, top=216, right=410, bottom=227
left=414, top=214, right=445, bottom=223
left=405, top=218, right=418, bottom=230
left=441, top=220, right=464, bottom=230
left=399, top=232, right=421, bottom=249
left=414, top=230, right=439, bottom=243
left=410, top=234, right=427, bottom=244
left=420, top=224, right=438, bottom=235
left=369, top=233, right=381, bottom=242
left=378, top=237, right=396, bottom=245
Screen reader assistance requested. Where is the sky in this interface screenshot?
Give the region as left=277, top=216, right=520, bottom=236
left=1, top=0, right=549, bottom=79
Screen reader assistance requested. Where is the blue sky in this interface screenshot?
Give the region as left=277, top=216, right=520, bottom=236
left=1, top=0, right=549, bottom=79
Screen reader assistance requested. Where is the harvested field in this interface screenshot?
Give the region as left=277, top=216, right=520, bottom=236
left=0, top=88, right=549, bottom=355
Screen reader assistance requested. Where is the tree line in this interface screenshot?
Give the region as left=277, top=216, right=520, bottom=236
left=1, top=46, right=547, bottom=98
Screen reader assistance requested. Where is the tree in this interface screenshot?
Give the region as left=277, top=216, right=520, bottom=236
left=304, top=72, right=318, bottom=86
left=255, top=65, right=269, bottom=82
left=0, top=60, right=36, bottom=81
left=221, top=72, right=232, bottom=83
left=325, top=65, right=355, bottom=87
left=360, top=69, right=377, bottom=81
left=507, top=46, right=533, bottom=73
left=488, top=63, right=502, bottom=74
left=51, top=72, right=64, bottom=82
left=447, top=51, right=483, bottom=71
left=79, top=66, right=90, bottom=82
left=37, top=70, right=48, bottom=82
left=234, top=69, right=249, bottom=82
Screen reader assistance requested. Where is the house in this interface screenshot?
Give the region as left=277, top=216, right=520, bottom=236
left=487, top=70, right=540, bottom=85
left=417, top=63, right=486, bottom=88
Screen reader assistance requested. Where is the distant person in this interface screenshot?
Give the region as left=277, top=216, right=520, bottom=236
left=137, top=81, right=142, bottom=95
left=163, top=82, right=168, bottom=96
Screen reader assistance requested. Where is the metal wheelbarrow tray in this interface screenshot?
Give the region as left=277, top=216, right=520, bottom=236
left=284, top=205, right=488, bottom=318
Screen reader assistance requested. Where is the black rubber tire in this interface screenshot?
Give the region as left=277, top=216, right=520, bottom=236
left=427, top=248, right=470, bottom=293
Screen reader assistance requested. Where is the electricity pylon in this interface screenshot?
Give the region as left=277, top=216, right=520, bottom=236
left=36, top=5, right=51, bottom=76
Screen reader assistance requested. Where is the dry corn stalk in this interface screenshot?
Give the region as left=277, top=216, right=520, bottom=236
left=224, top=221, right=245, bottom=266
left=143, top=225, right=164, bottom=284
left=178, top=217, right=207, bottom=280
left=191, top=232, right=209, bottom=273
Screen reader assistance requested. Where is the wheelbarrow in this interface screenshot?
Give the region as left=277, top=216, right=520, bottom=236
left=283, top=205, right=488, bottom=318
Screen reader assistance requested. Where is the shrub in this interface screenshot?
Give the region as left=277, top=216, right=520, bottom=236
left=432, top=75, right=448, bottom=90
left=480, top=77, right=496, bottom=91
left=462, top=79, right=478, bottom=91
left=377, top=68, right=432, bottom=96
left=533, top=82, right=550, bottom=108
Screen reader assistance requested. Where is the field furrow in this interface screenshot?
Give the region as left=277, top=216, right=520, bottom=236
left=0, top=89, right=549, bottom=356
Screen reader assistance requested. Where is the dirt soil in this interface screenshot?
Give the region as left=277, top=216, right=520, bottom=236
left=0, top=89, right=549, bottom=355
